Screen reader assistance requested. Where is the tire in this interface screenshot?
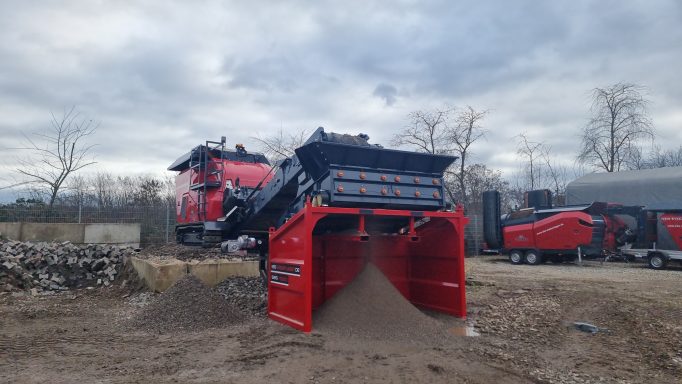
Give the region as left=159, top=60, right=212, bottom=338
left=483, top=191, right=503, bottom=249
left=524, top=250, right=543, bottom=265
left=509, top=250, right=523, bottom=265
left=648, top=253, right=668, bottom=270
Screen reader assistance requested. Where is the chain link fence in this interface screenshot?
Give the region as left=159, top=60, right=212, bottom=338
left=465, top=214, right=483, bottom=257
left=1, top=204, right=486, bottom=253
left=0, top=204, right=175, bottom=246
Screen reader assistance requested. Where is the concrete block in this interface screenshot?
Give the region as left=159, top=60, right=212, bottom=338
left=128, top=257, right=260, bottom=292
left=129, top=257, right=188, bottom=293
left=83, top=223, right=141, bottom=247
left=188, top=259, right=260, bottom=287
left=0, top=223, right=22, bottom=240
left=20, top=223, right=85, bottom=243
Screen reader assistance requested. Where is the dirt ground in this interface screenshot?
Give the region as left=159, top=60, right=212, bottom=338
left=1, top=257, right=681, bottom=384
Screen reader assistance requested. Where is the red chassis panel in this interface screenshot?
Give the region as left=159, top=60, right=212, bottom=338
left=268, top=203, right=468, bottom=332
left=175, top=159, right=272, bottom=224
left=503, top=211, right=598, bottom=251
left=660, top=213, right=682, bottom=250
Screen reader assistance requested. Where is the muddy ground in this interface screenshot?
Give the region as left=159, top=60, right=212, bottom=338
left=1, top=257, right=681, bottom=384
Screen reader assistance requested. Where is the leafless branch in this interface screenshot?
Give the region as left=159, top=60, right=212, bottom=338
left=15, top=107, right=98, bottom=207
left=251, top=127, right=312, bottom=164
left=578, top=83, right=655, bottom=172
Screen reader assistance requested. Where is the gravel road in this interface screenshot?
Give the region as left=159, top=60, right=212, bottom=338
left=1, top=256, right=680, bottom=383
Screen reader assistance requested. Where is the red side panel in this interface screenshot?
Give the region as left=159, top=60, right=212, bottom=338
left=269, top=206, right=468, bottom=333
left=660, top=213, right=682, bottom=250
left=408, top=217, right=467, bottom=317
left=503, top=212, right=597, bottom=251
left=534, top=212, right=594, bottom=250
left=503, top=223, right=534, bottom=249
left=312, top=234, right=368, bottom=309
left=267, top=208, right=314, bottom=332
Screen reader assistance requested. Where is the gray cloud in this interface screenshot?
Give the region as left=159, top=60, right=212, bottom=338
left=373, top=83, right=398, bottom=106
left=0, top=0, right=681, bottom=200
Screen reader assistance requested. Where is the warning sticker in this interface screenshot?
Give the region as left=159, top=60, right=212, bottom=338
left=270, top=273, right=289, bottom=286
left=271, top=263, right=301, bottom=276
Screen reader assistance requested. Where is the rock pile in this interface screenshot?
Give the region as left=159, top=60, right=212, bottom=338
left=129, top=275, right=244, bottom=333
left=135, top=243, right=258, bottom=262
left=216, top=276, right=267, bottom=318
left=0, top=240, right=135, bottom=293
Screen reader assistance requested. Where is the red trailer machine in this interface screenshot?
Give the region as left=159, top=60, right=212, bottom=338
left=169, top=128, right=469, bottom=332
left=619, top=205, right=682, bottom=270
left=482, top=190, right=627, bottom=265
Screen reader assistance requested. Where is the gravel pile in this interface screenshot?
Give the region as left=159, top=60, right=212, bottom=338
left=136, top=244, right=222, bottom=261
left=0, top=240, right=134, bottom=293
left=313, top=263, right=447, bottom=344
left=135, top=243, right=259, bottom=261
left=129, top=275, right=244, bottom=333
left=216, top=276, right=267, bottom=318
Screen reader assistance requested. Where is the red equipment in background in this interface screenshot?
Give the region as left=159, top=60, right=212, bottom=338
left=502, top=210, right=602, bottom=252
left=659, top=213, right=682, bottom=250
left=268, top=201, right=468, bottom=332
left=169, top=138, right=273, bottom=245
left=484, top=189, right=682, bottom=269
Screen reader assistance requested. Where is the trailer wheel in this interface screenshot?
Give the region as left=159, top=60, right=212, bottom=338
left=524, top=250, right=543, bottom=265
left=648, top=253, right=668, bottom=270
left=509, top=250, right=523, bottom=265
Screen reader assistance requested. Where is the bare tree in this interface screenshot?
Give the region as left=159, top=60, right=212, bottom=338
left=461, top=163, right=512, bottom=213
left=392, top=108, right=452, bottom=154
left=646, top=146, right=682, bottom=169
left=16, top=107, right=98, bottom=207
left=251, top=127, right=313, bottom=163
left=93, top=171, right=116, bottom=208
left=449, top=106, right=488, bottom=206
left=393, top=106, right=489, bottom=207
left=541, top=148, right=568, bottom=205
left=392, top=107, right=459, bottom=202
left=578, top=83, right=654, bottom=172
left=625, top=145, right=647, bottom=170
left=516, top=133, right=545, bottom=190
left=65, top=174, right=89, bottom=207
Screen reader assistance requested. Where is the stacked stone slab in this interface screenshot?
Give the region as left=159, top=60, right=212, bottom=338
left=0, top=240, right=135, bottom=292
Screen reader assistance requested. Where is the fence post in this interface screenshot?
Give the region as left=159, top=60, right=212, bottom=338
left=165, top=204, right=170, bottom=243
left=78, top=202, right=82, bottom=224
left=474, top=215, right=479, bottom=257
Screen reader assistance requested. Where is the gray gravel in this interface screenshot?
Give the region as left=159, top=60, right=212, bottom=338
left=313, top=263, right=448, bottom=345
left=216, top=276, right=267, bottom=318
left=135, top=243, right=259, bottom=262
left=128, top=275, right=244, bottom=333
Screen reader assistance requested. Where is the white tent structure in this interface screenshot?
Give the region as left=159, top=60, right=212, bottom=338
left=566, top=166, right=682, bottom=206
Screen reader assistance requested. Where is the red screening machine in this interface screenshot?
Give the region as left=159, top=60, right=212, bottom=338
left=169, top=128, right=468, bottom=331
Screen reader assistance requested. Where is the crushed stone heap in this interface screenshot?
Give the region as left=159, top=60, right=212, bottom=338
left=129, top=275, right=245, bottom=333
left=0, top=240, right=134, bottom=293
left=313, top=263, right=448, bottom=345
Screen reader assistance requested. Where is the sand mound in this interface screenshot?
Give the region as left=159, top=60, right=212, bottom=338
left=129, top=275, right=244, bottom=333
left=313, top=263, right=447, bottom=344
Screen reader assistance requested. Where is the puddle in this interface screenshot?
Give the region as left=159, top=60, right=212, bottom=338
left=449, top=325, right=480, bottom=337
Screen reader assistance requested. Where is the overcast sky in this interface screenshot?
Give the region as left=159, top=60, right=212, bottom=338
left=1, top=0, right=681, bottom=201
